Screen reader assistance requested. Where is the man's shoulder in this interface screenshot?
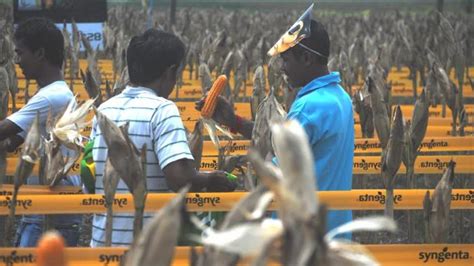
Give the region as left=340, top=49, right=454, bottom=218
left=38, top=81, right=72, bottom=96
left=98, top=92, right=177, bottom=113
left=96, top=94, right=123, bottom=110
left=293, top=89, right=331, bottom=112
left=304, top=85, right=351, bottom=107
left=36, top=81, right=73, bottom=104
left=291, top=85, right=352, bottom=123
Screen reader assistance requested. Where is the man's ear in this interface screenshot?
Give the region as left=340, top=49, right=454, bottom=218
left=33, top=47, right=45, bottom=62
left=302, top=50, right=314, bottom=67
left=165, top=64, right=178, bottom=79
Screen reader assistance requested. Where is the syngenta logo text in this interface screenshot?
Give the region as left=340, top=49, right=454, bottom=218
left=358, top=191, right=402, bottom=205
left=0, top=196, right=32, bottom=210
left=99, top=252, right=126, bottom=265
left=451, top=190, right=474, bottom=203
left=226, top=142, right=248, bottom=153
left=201, top=160, right=218, bottom=170
left=81, top=195, right=127, bottom=208
left=183, top=88, right=201, bottom=96
left=420, top=139, right=448, bottom=150
left=354, top=141, right=381, bottom=151
left=0, top=251, right=35, bottom=266
left=353, top=159, right=381, bottom=170
left=0, top=190, right=13, bottom=196
left=186, top=194, right=221, bottom=207
left=420, top=159, right=450, bottom=170
left=419, top=247, right=471, bottom=263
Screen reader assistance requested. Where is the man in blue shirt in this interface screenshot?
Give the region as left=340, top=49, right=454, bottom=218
left=196, top=17, right=354, bottom=235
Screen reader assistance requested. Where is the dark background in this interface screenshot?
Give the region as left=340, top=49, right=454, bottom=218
left=13, top=0, right=107, bottom=23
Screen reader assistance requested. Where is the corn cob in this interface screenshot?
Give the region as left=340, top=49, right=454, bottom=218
left=201, top=75, right=227, bottom=118
left=36, top=231, right=67, bottom=266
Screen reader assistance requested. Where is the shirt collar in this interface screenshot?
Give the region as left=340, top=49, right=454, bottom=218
left=296, top=72, right=341, bottom=99
left=122, top=85, right=158, bottom=96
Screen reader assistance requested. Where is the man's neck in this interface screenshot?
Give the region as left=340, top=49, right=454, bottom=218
left=36, top=67, right=64, bottom=88
left=140, top=80, right=169, bottom=98
left=311, top=66, right=330, bottom=80
left=300, top=65, right=330, bottom=87
left=133, top=82, right=160, bottom=95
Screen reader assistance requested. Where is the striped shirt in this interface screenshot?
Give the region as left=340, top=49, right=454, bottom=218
left=90, top=86, right=193, bottom=247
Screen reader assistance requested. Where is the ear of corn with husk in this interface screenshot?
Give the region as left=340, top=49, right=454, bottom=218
left=5, top=113, right=41, bottom=245
left=125, top=186, right=189, bottom=266
left=267, top=55, right=284, bottom=95
left=220, top=51, right=235, bottom=102
left=403, top=88, right=430, bottom=188
left=187, top=119, right=204, bottom=170
left=248, top=120, right=318, bottom=265
left=354, top=82, right=375, bottom=138
left=194, top=186, right=272, bottom=265
left=0, top=64, right=9, bottom=186
left=0, top=65, right=9, bottom=120
left=424, top=161, right=455, bottom=243
left=382, top=105, right=404, bottom=218
left=232, top=48, right=248, bottom=99
left=102, top=158, right=121, bottom=246
left=251, top=65, right=266, bottom=121
left=368, top=77, right=390, bottom=149
left=113, top=66, right=129, bottom=95
left=458, top=106, right=469, bottom=136
left=21, top=112, right=43, bottom=164
left=199, top=63, right=213, bottom=95
left=201, top=75, right=233, bottom=148
left=95, top=109, right=148, bottom=239
left=201, top=75, right=227, bottom=118
left=52, top=97, right=95, bottom=150
left=80, top=68, right=102, bottom=106
left=251, top=87, right=286, bottom=159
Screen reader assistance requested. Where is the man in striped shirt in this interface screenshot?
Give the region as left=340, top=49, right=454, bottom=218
left=91, top=29, right=235, bottom=247
left=89, top=29, right=236, bottom=246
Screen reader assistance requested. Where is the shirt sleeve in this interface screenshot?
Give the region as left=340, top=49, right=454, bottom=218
left=7, top=95, right=50, bottom=135
left=152, top=103, right=194, bottom=169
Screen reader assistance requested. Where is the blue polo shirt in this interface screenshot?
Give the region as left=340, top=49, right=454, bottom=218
left=288, top=72, right=353, bottom=236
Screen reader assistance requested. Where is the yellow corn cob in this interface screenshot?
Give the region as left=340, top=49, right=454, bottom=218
left=36, top=231, right=68, bottom=266
left=201, top=75, right=227, bottom=118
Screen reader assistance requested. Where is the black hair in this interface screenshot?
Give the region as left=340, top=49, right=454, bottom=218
left=14, top=17, right=64, bottom=68
left=292, top=19, right=330, bottom=65
left=127, top=29, right=185, bottom=84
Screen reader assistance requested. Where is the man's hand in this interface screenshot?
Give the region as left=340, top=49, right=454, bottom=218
left=0, top=120, right=22, bottom=142
left=195, top=95, right=237, bottom=128
left=205, top=170, right=237, bottom=192
left=0, top=136, right=24, bottom=153
left=163, top=159, right=237, bottom=192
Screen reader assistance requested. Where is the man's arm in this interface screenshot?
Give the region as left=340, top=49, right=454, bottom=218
left=162, top=159, right=235, bottom=192
left=154, top=103, right=236, bottom=193
left=3, top=94, right=52, bottom=143
left=0, top=135, right=24, bottom=152
left=0, top=119, right=22, bottom=142
left=228, top=116, right=254, bottom=139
